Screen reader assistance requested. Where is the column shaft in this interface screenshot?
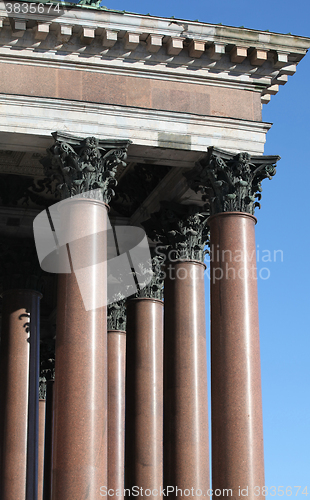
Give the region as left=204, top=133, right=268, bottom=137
left=108, top=330, right=126, bottom=499
left=52, top=199, right=108, bottom=499
left=164, top=261, right=209, bottom=498
left=26, top=296, right=41, bottom=500
left=0, top=289, right=41, bottom=500
left=126, top=298, right=163, bottom=499
left=38, top=400, right=46, bottom=500
left=209, top=212, right=264, bottom=500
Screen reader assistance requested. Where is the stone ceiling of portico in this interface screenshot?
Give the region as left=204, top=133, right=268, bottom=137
left=0, top=147, right=177, bottom=231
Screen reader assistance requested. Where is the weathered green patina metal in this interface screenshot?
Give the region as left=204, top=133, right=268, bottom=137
left=39, top=337, right=55, bottom=399
left=184, top=147, right=280, bottom=215
left=41, top=132, right=131, bottom=203
left=132, top=250, right=165, bottom=300
left=78, top=0, right=101, bottom=8
left=142, top=201, right=210, bottom=263
left=107, top=296, right=126, bottom=331
left=17, top=0, right=124, bottom=12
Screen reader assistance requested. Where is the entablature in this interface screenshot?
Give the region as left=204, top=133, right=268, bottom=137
left=0, top=1, right=309, bottom=104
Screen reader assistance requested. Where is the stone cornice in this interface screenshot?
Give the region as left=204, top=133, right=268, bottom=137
left=0, top=1, right=309, bottom=104
left=1, top=2, right=309, bottom=53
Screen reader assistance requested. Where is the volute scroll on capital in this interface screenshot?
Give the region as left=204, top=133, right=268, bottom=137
left=107, top=296, right=127, bottom=331
left=142, top=201, right=210, bottom=264
left=40, top=132, right=132, bottom=204
left=184, top=147, right=280, bottom=216
left=131, top=250, right=165, bottom=301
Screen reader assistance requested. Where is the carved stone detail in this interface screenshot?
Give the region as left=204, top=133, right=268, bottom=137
left=184, top=147, right=280, bottom=215
left=142, top=202, right=210, bottom=263
left=41, top=132, right=131, bottom=203
left=107, top=296, right=126, bottom=331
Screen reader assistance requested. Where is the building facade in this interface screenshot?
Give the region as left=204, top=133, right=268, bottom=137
left=0, top=1, right=309, bottom=499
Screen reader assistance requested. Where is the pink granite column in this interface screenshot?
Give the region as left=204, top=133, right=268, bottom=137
left=34, top=133, right=131, bottom=499
left=51, top=198, right=108, bottom=500
left=0, top=289, right=41, bottom=500
left=125, top=298, right=164, bottom=499
left=38, top=399, right=46, bottom=500
left=164, top=261, right=209, bottom=498
left=108, top=330, right=126, bottom=499
left=209, top=212, right=264, bottom=500
left=183, top=147, right=280, bottom=500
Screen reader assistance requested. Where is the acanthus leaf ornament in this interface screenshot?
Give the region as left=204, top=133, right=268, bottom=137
left=39, top=337, right=55, bottom=400
left=132, top=250, right=165, bottom=301
left=41, top=132, right=131, bottom=204
left=107, top=295, right=127, bottom=331
left=184, top=147, right=280, bottom=215
left=142, top=201, right=210, bottom=263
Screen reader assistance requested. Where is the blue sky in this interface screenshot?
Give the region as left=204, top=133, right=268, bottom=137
left=103, top=0, right=310, bottom=491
